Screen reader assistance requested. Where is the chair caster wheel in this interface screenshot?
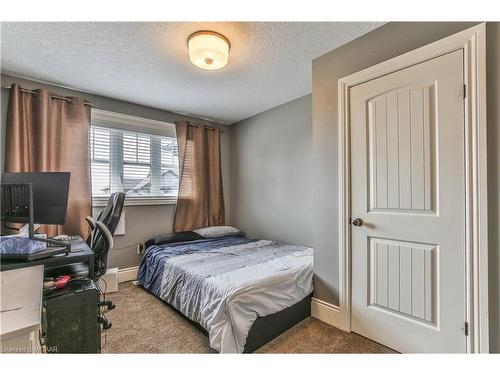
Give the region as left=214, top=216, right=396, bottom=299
left=108, top=303, right=116, bottom=310
left=98, top=315, right=112, bottom=330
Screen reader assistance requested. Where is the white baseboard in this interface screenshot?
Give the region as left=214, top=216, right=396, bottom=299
left=117, top=266, right=139, bottom=283
left=311, top=297, right=349, bottom=331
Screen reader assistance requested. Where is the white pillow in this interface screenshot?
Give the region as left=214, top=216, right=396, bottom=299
left=193, top=226, right=241, bottom=238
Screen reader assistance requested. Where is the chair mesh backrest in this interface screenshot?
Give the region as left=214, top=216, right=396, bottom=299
left=92, top=221, right=113, bottom=280
left=97, top=192, right=126, bottom=235
left=86, top=192, right=124, bottom=279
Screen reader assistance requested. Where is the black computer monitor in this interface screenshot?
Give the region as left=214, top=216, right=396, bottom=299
left=1, top=172, right=70, bottom=225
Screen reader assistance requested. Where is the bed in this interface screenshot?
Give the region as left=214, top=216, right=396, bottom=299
left=137, top=229, right=313, bottom=353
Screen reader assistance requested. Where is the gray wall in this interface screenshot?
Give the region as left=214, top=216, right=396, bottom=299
left=312, top=22, right=499, bottom=352
left=0, top=74, right=231, bottom=269
left=230, top=95, right=313, bottom=247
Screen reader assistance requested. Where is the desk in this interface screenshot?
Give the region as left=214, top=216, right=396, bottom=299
left=0, top=238, right=95, bottom=353
left=0, top=238, right=95, bottom=279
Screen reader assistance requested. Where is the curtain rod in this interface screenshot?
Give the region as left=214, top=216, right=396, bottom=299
left=185, top=123, right=224, bottom=132
left=1, top=84, right=94, bottom=107
left=2, top=84, right=226, bottom=131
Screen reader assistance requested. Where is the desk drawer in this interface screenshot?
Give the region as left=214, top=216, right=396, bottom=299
left=0, top=265, right=43, bottom=336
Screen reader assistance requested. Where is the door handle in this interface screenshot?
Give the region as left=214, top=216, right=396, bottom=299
left=351, top=218, right=363, bottom=227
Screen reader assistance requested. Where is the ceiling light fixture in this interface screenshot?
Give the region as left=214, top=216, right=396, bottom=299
left=187, top=31, right=230, bottom=71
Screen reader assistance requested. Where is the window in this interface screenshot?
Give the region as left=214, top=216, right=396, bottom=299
left=89, top=110, right=179, bottom=204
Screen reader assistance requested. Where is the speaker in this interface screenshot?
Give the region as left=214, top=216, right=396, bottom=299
left=44, top=279, right=100, bottom=353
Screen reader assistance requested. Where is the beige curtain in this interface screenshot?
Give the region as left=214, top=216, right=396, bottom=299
left=5, top=84, right=92, bottom=237
left=174, top=121, right=225, bottom=231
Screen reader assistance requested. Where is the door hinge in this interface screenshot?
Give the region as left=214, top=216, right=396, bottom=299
left=463, top=84, right=467, bottom=99
left=464, top=321, right=469, bottom=336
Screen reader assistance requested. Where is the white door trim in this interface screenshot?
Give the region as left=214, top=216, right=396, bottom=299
left=336, top=23, right=488, bottom=353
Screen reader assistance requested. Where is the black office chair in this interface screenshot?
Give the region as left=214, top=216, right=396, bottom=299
left=86, top=192, right=125, bottom=247
left=88, top=220, right=115, bottom=329
left=95, top=192, right=126, bottom=235
left=86, top=192, right=125, bottom=329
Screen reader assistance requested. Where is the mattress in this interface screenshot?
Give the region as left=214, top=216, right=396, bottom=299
left=137, top=235, right=313, bottom=353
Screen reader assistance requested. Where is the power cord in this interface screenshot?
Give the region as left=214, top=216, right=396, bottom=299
left=100, top=277, right=108, bottom=349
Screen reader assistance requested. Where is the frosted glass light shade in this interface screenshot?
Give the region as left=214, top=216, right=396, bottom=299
left=188, top=31, right=230, bottom=71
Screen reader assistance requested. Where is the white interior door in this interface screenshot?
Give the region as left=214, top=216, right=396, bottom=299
left=350, top=49, right=467, bottom=353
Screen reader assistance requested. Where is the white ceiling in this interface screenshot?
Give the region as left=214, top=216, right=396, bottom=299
left=1, top=22, right=383, bottom=124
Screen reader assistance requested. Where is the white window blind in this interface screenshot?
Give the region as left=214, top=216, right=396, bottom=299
left=89, top=111, right=179, bottom=200
left=90, top=127, right=112, bottom=197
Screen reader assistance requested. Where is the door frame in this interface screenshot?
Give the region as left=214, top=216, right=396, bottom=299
left=336, top=23, right=488, bottom=353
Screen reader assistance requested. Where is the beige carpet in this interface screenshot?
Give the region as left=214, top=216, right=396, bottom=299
left=102, top=282, right=395, bottom=354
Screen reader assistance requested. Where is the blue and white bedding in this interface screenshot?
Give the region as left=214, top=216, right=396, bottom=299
left=137, top=235, right=313, bottom=353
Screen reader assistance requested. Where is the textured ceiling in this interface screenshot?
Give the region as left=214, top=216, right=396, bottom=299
left=1, top=22, right=383, bottom=124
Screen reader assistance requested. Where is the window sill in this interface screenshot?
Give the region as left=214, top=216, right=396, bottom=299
left=92, top=196, right=177, bottom=207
